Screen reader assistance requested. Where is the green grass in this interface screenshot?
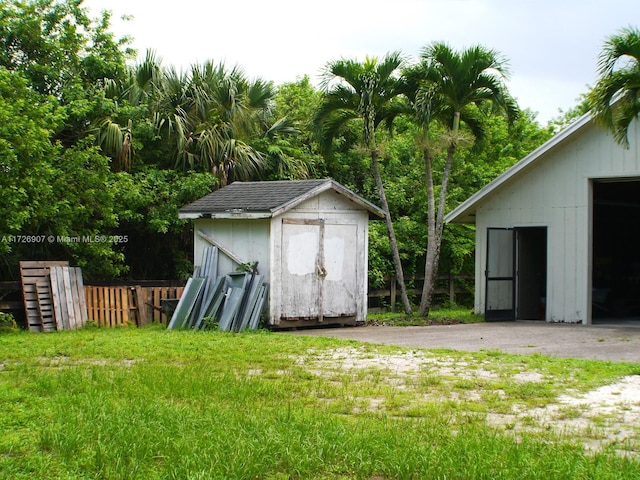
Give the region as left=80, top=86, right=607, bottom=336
left=367, top=307, right=483, bottom=326
left=1, top=326, right=640, bottom=479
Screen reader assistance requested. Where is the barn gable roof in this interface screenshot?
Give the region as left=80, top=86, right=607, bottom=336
left=445, top=111, right=594, bottom=224
left=179, top=179, right=385, bottom=219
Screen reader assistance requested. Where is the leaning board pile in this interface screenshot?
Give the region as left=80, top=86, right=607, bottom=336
left=167, top=246, right=268, bottom=331
left=19, top=261, right=88, bottom=332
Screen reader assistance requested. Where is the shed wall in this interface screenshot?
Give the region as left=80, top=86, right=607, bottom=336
left=193, top=218, right=271, bottom=280
left=473, top=119, right=640, bottom=323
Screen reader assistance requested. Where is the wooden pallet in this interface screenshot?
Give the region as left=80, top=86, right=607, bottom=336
left=19, top=262, right=88, bottom=332
left=35, top=280, right=56, bottom=332
left=19, top=261, right=69, bottom=332
left=49, top=266, right=87, bottom=330
left=83, top=285, right=184, bottom=326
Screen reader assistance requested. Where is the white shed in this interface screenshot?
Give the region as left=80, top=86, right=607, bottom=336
left=446, top=114, right=640, bottom=324
left=178, top=179, right=384, bottom=328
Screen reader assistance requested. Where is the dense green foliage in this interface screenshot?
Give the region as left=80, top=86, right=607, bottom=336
left=1, top=0, right=572, bottom=296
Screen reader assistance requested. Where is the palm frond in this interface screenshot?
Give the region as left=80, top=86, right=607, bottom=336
left=414, top=41, right=515, bottom=134
left=590, top=26, right=640, bottom=146
left=598, top=26, right=640, bottom=75
left=264, top=116, right=299, bottom=139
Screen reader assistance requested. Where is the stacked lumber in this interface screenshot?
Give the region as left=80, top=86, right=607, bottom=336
left=19, top=261, right=88, bottom=332
left=167, top=247, right=268, bottom=332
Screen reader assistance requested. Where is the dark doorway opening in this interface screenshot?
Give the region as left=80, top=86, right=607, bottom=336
left=592, top=180, right=640, bottom=321
left=516, top=227, right=547, bottom=320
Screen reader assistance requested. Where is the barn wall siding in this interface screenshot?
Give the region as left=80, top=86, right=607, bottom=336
left=473, top=119, right=640, bottom=323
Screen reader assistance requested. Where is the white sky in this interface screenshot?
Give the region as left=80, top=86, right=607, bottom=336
left=82, top=0, right=639, bottom=125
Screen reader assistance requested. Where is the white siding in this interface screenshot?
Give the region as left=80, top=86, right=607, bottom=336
left=194, top=218, right=271, bottom=280
left=474, top=119, right=640, bottom=323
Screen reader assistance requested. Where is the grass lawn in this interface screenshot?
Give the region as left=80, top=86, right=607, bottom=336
left=1, top=324, right=640, bottom=479
left=366, top=307, right=483, bottom=326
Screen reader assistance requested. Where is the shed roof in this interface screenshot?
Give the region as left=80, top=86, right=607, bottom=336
left=445, top=111, right=594, bottom=224
left=179, top=179, right=385, bottom=219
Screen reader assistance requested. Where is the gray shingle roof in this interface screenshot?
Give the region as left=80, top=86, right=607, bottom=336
left=179, top=179, right=384, bottom=219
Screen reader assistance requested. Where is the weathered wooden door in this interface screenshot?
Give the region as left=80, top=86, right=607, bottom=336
left=280, top=219, right=358, bottom=321
left=322, top=223, right=358, bottom=318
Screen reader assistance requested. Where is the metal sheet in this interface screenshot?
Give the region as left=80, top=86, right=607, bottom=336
left=218, top=287, right=245, bottom=331
left=194, top=276, right=226, bottom=330
left=248, top=285, right=268, bottom=330
left=237, top=276, right=264, bottom=332
left=167, top=278, right=205, bottom=329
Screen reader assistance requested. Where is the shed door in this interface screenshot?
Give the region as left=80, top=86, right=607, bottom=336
left=322, top=223, right=358, bottom=317
left=280, top=219, right=358, bottom=321
left=485, top=228, right=516, bottom=321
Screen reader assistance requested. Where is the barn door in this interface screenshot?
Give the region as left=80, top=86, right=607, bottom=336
left=485, top=228, right=516, bottom=321
left=280, top=219, right=357, bottom=321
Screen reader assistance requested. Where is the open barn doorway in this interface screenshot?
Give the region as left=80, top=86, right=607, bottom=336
left=516, top=227, right=547, bottom=320
left=592, top=180, right=640, bottom=323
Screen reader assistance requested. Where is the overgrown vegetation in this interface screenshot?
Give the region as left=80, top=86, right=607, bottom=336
left=367, top=306, right=483, bottom=326
left=1, top=327, right=639, bottom=479
left=1, top=1, right=636, bottom=316
left=0, top=0, right=556, bottom=290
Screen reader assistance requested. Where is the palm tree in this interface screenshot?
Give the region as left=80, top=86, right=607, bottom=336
left=314, top=52, right=413, bottom=314
left=96, top=50, right=162, bottom=171
left=404, top=43, right=518, bottom=316
left=153, top=62, right=267, bottom=184
left=589, top=26, right=640, bottom=146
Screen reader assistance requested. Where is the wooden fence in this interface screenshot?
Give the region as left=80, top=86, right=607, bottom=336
left=84, top=285, right=184, bottom=327
left=6, top=273, right=472, bottom=328
left=368, top=274, right=473, bottom=313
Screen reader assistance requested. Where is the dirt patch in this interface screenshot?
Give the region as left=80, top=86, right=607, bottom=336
left=298, top=346, right=640, bottom=455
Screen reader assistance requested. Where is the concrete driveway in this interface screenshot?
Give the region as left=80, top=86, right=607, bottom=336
left=284, top=321, right=640, bottom=363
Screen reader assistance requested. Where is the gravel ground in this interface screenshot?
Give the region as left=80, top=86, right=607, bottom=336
left=284, top=320, right=640, bottom=363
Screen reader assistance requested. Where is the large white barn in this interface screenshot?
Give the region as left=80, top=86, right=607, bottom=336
left=446, top=114, right=640, bottom=324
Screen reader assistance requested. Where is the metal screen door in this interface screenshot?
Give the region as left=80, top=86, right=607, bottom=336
left=485, top=228, right=516, bottom=321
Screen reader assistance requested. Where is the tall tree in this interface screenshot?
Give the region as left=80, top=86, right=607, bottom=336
left=96, top=50, right=163, bottom=171
left=152, top=62, right=300, bottom=185
left=0, top=0, right=93, bottom=96
left=403, top=43, right=517, bottom=316
left=314, top=52, right=413, bottom=314
left=0, top=67, right=124, bottom=279
left=589, top=26, right=640, bottom=146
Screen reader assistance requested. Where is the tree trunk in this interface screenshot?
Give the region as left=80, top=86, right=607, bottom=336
left=419, top=147, right=437, bottom=316
left=371, top=150, right=412, bottom=314
left=419, top=141, right=457, bottom=316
